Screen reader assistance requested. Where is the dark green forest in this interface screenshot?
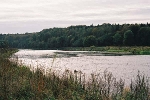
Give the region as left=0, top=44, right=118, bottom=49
left=1, top=23, right=150, bottom=49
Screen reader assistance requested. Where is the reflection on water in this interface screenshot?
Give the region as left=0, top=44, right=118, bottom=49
left=12, top=49, right=150, bottom=85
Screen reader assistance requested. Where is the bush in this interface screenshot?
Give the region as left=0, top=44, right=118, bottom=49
left=140, top=51, right=150, bottom=55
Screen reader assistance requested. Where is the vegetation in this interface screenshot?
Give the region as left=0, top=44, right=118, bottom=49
left=0, top=40, right=8, bottom=48
left=1, top=23, right=150, bottom=99
left=0, top=48, right=18, bottom=58
left=1, top=23, right=150, bottom=49
left=0, top=48, right=150, bottom=100
left=61, top=46, right=150, bottom=55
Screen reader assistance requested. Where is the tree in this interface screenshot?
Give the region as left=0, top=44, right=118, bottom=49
left=0, top=40, right=8, bottom=48
left=47, top=37, right=57, bottom=48
left=1, top=23, right=150, bottom=48
left=129, top=24, right=140, bottom=45
left=113, top=33, right=122, bottom=46
left=137, top=27, right=150, bottom=46
left=123, top=30, right=134, bottom=46
left=83, top=35, right=97, bottom=47
left=72, top=39, right=83, bottom=47
left=98, top=34, right=113, bottom=46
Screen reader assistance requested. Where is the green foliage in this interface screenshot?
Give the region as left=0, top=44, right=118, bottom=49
left=0, top=40, right=8, bottom=48
left=98, top=34, right=113, bottom=46
left=137, top=27, right=150, bottom=46
left=113, top=33, right=122, bottom=45
left=1, top=23, right=150, bottom=49
left=0, top=48, right=18, bottom=58
left=140, top=51, right=150, bottom=55
left=123, top=30, right=134, bottom=46
left=83, top=35, right=97, bottom=47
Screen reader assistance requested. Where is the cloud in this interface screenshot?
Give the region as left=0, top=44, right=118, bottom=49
left=0, top=0, right=150, bottom=33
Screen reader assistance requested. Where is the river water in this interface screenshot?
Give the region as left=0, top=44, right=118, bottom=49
left=12, top=49, right=150, bottom=84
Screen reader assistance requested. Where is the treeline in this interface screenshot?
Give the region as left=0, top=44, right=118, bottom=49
left=0, top=40, right=8, bottom=48
left=1, top=23, right=150, bottom=49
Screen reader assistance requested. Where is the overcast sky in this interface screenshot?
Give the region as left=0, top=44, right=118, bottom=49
left=0, top=0, right=150, bottom=33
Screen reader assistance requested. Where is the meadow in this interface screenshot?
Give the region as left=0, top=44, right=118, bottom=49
left=0, top=48, right=150, bottom=100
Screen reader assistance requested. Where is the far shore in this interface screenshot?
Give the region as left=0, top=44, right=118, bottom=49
left=44, top=46, right=150, bottom=55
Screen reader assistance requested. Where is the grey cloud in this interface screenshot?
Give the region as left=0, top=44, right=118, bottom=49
left=115, top=7, right=150, bottom=15
left=133, top=7, right=150, bottom=15
left=73, top=13, right=103, bottom=18
left=0, top=0, right=150, bottom=33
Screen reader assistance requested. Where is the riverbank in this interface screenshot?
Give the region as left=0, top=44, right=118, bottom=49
left=0, top=48, right=18, bottom=58
left=0, top=48, right=150, bottom=99
left=61, top=46, right=150, bottom=55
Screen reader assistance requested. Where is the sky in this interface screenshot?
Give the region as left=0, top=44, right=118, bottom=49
left=0, top=0, right=150, bottom=34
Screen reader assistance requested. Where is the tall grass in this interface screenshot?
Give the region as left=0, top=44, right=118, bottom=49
left=0, top=48, right=150, bottom=100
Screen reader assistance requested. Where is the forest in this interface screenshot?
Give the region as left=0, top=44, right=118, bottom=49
left=0, top=23, right=150, bottom=49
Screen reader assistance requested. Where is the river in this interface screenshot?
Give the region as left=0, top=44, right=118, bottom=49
left=11, top=49, right=150, bottom=85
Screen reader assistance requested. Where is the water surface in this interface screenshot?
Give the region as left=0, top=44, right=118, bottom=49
left=12, top=49, right=150, bottom=84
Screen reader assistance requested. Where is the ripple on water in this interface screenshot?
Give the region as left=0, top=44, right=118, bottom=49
left=13, top=49, right=150, bottom=85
